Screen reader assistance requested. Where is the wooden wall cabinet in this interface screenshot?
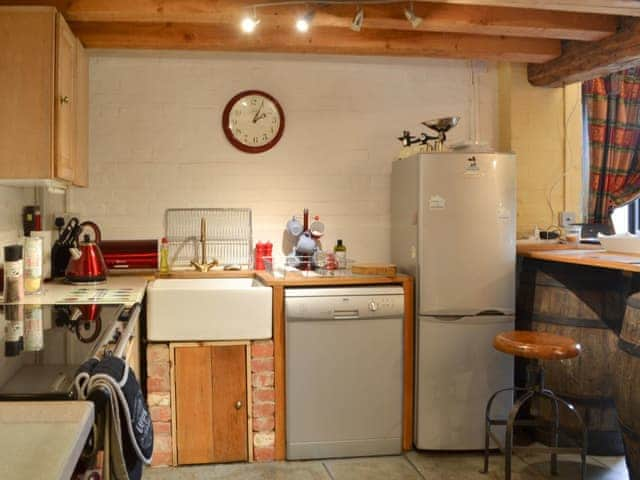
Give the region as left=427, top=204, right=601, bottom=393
left=0, top=7, right=88, bottom=187
left=172, top=343, right=250, bottom=465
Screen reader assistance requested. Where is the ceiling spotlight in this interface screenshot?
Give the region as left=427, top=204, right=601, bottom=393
left=404, top=2, right=423, bottom=29
left=241, top=8, right=260, bottom=33
left=350, top=6, right=364, bottom=32
left=296, top=10, right=315, bottom=32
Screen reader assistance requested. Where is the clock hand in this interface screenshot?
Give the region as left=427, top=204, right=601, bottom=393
left=252, top=100, right=264, bottom=123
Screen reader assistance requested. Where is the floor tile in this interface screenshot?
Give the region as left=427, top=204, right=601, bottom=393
left=513, top=444, right=630, bottom=480
left=406, top=450, right=544, bottom=480
left=142, top=451, right=628, bottom=480
left=590, top=455, right=632, bottom=476
left=143, top=461, right=331, bottom=480
left=324, top=455, right=422, bottom=480
left=523, top=458, right=628, bottom=480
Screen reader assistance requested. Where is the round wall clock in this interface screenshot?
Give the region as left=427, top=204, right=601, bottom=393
left=222, top=90, right=285, bottom=153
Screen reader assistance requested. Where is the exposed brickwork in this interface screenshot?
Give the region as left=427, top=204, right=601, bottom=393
left=253, top=446, right=276, bottom=462
left=251, top=357, right=274, bottom=373
left=147, top=343, right=172, bottom=467
left=251, top=340, right=276, bottom=462
left=252, top=372, right=274, bottom=388
left=251, top=340, right=274, bottom=358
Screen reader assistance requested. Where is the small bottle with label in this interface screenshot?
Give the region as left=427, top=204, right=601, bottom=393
left=4, top=245, right=24, bottom=302
left=334, top=239, right=347, bottom=270
left=159, top=237, right=170, bottom=274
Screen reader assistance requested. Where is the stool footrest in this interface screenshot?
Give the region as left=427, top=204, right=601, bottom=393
left=489, top=431, right=583, bottom=456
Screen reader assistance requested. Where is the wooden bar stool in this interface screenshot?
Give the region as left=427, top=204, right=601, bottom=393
left=482, top=331, right=588, bottom=480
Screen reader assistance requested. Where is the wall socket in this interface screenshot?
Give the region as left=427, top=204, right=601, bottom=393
left=559, top=211, right=576, bottom=227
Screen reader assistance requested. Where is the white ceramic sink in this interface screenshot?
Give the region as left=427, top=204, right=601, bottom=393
left=146, top=278, right=272, bottom=341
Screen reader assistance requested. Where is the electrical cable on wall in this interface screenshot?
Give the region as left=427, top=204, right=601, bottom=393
left=544, top=86, right=581, bottom=233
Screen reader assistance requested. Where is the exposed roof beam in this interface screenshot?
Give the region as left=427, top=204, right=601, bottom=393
left=70, top=21, right=561, bottom=63
left=528, top=18, right=640, bottom=87
left=8, top=0, right=617, bottom=41
left=419, top=0, right=640, bottom=17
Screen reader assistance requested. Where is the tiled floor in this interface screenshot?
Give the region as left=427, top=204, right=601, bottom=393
left=143, top=450, right=631, bottom=480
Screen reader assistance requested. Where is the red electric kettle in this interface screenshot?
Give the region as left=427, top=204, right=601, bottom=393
left=65, top=221, right=108, bottom=283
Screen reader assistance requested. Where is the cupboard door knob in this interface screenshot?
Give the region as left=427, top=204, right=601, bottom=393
left=60, top=95, right=70, bottom=104
left=235, top=400, right=243, bottom=410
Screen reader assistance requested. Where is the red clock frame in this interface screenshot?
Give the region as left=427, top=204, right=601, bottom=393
left=222, top=90, right=285, bottom=154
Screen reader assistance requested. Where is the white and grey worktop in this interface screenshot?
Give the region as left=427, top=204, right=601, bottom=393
left=1, top=275, right=148, bottom=306
left=0, top=401, right=94, bottom=480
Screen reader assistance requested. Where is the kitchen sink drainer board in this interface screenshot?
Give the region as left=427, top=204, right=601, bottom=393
left=164, top=208, right=253, bottom=268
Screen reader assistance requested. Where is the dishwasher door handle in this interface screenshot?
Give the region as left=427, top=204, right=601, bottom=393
left=333, top=309, right=360, bottom=320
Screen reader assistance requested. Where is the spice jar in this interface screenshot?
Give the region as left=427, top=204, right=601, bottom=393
left=4, top=244, right=24, bottom=302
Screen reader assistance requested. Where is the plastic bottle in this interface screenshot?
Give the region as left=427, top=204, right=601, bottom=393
left=23, top=236, right=43, bottom=294
left=4, top=245, right=24, bottom=302
left=334, top=239, right=347, bottom=270
left=159, top=237, right=170, bottom=274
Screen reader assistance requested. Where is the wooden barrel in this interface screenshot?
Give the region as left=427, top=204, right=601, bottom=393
left=524, top=263, right=626, bottom=455
left=615, top=294, right=640, bottom=479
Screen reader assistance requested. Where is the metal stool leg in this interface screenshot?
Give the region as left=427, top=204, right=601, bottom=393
left=505, top=390, right=535, bottom=480
left=483, top=387, right=511, bottom=473
left=542, top=390, right=560, bottom=475
left=541, top=390, right=589, bottom=480
left=482, top=387, right=526, bottom=474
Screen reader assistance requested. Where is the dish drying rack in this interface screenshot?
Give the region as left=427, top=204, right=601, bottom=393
left=164, top=208, right=253, bottom=268
left=263, top=256, right=355, bottom=279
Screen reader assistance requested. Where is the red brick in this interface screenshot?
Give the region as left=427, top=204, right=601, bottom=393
left=251, top=340, right=274, bottom=358
left=253, top=446, right=275, bottom=462
left=251, top=357, right=274, bottom=373
left=147, top=362, right=170, bottom=381
left=150, top=406, right=172, bottom=422
left=252, top=372, right=274, bottom=388
left=253, top=416, right=275, bottom=432
left=253, top=388, right=275, bottom=403
left=147, top=376, right=170, bottom=393
left=154, top=432, right=172, bottom=453
left=154, top=422, right=171, bottom=434
left=147, top=344, right=169, bottom=363
left=151, top=451, right=172, bottom=467
left=253, top=402, right=275, bottom=417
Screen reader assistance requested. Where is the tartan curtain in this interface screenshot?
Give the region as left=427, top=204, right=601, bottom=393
left=583, top=67, right=640, bottom=224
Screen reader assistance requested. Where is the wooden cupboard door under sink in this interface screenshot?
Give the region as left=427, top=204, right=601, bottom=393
left=174, top=345, right=248, bottom=465
left=54, top=13, right=75, bottom=182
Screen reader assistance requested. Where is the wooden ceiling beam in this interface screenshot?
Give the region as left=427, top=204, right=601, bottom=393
left=528, top=18, right=640, bottom=87
left=419, top=1, right=640, bottom=17
left=9, top=0, right=617, bottom=41
left=69, top=21, right=561, bottom=63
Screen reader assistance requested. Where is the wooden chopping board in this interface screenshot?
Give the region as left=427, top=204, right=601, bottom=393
left=351, top=263, right=397, bottom=276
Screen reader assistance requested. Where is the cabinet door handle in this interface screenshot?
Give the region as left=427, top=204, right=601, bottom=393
left=235, top=400, right=243, bottom=410
left=60, top=95, right=70, bottom=104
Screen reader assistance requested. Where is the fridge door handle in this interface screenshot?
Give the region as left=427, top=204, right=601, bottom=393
left=476, top=309, right=505, bottom=316
left=431, top=315, right=466, bottom=321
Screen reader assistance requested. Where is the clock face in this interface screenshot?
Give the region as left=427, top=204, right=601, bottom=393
left=222, top=90, right=285, bottom=153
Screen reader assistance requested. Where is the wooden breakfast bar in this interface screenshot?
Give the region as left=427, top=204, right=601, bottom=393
left=517, top=245, right=640, bottom=477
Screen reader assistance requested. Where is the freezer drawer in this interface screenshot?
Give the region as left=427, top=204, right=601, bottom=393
left=415, top=315, right=514, bottom=450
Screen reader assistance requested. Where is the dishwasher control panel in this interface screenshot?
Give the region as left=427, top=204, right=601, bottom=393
left=285, top=287, right=404, bottom=321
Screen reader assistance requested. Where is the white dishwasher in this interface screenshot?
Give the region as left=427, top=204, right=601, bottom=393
left=285, top=286, right=405, bottom=460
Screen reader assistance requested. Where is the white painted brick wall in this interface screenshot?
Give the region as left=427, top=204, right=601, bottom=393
left=71, top=52, right=498, bottom=262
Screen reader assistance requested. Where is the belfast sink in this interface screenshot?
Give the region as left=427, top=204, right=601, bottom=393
left=146, top=278, right=272, bottom=341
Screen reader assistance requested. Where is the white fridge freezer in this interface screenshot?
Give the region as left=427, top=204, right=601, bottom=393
left=391, top=152, right=516, bottom=450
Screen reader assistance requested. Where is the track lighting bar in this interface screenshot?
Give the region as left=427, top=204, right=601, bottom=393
left=241, top=0, right=425, bottom=33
